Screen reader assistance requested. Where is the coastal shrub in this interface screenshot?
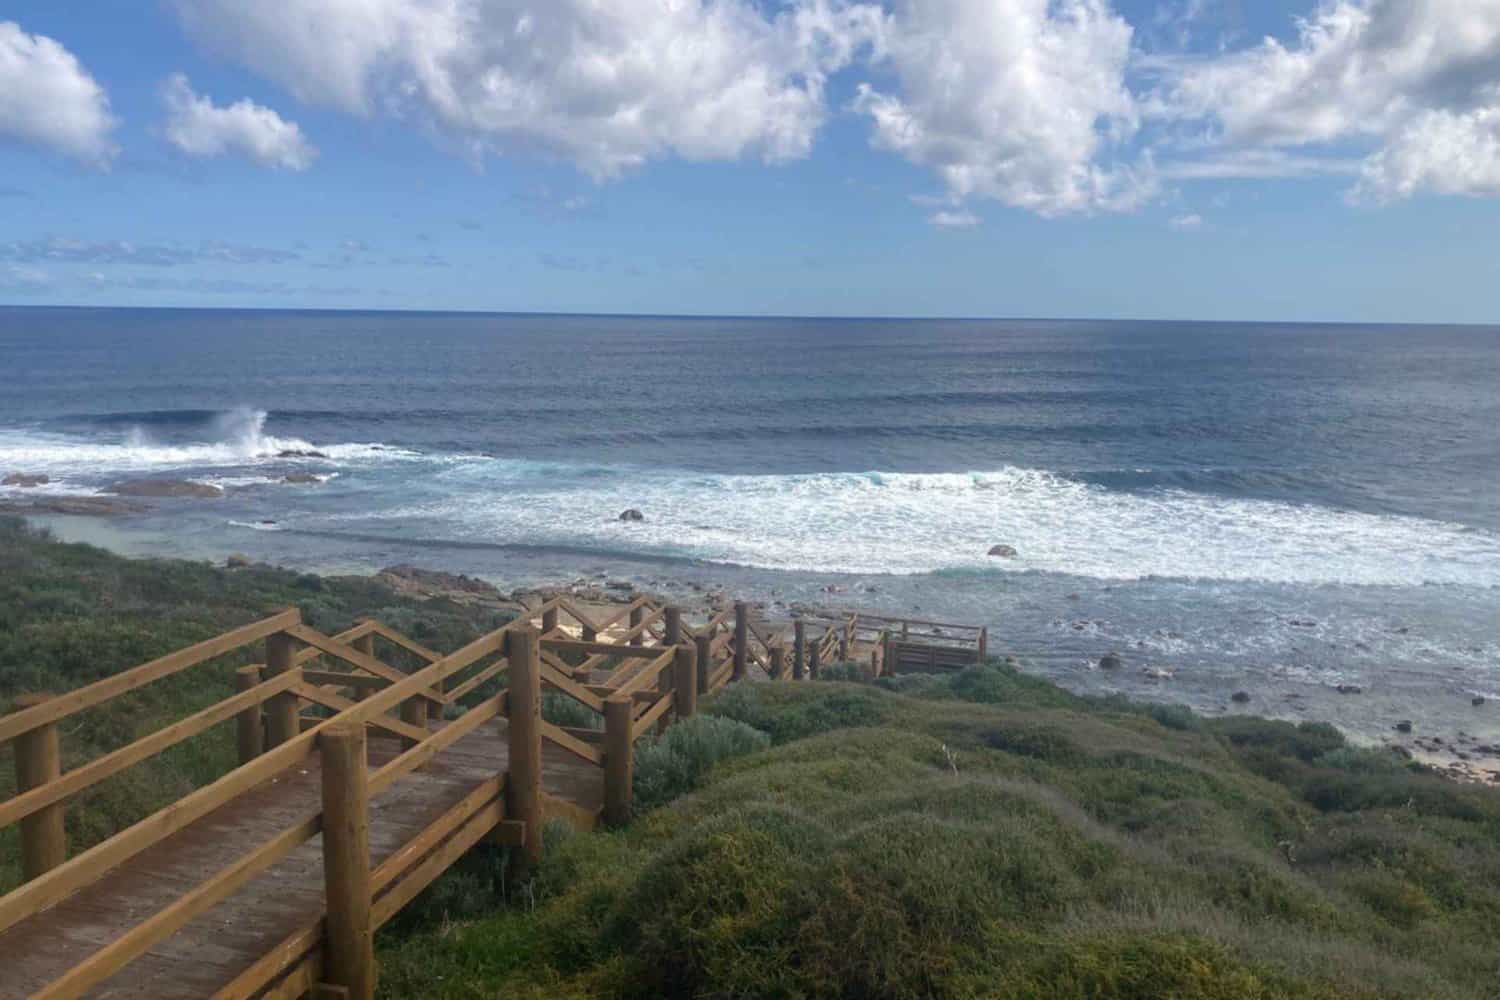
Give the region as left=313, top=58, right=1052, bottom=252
left=705, top=680, right=896, bottom=743
left=541, top=692, right=601, bottom=731
left=939, top=662, right=1083, bottom=709
left=1145, top=701, right=1204, bottom=732
left=817, top=659, right=869, bottom=683
left=632, top=715, right=771, bottom=812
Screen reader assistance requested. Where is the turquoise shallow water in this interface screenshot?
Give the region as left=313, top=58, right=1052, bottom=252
left=3, top=306, right=1498, bottom=747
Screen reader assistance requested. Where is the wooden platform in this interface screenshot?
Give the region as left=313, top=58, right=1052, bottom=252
left=0, top=720, right=601, bottom=999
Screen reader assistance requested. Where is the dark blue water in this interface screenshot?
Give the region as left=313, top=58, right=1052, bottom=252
left=2, top=306, right=1498, bottom=748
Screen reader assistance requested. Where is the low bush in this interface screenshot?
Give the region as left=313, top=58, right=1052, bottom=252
left=817, top=659, right=869, bottom=683
left=632, top=715, right=771, bottom=812
left=542, top=692, right=601, bottom=730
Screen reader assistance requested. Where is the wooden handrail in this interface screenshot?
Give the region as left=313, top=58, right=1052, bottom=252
left=365, top=622, right=443, bottom=663
left=40, top=682, right=512, bottom=998
left=609, top=648, right=677, bottom=698
left=285, top=624, right=450, bottom=707
left=0, top=608, right=301, bottom=745
left=540, top=721, right=604, bottom=767
left=0, top=669, right=301, bottom=829
left=0, top=619, right=512, bottom=937
left=443, top=655, right=511, bottom=702
left=291, top=620, right=378, bottom=666
left=542, top=638, right=662, bottom=660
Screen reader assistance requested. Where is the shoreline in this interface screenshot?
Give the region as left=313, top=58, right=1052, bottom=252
left=10, top=507, right=1499, bottom=786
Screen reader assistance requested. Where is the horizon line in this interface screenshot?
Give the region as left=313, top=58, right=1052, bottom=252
left=0, top=301, right=1496, bottom=330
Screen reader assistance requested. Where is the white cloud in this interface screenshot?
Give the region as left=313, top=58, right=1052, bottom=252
left=1158, top=0, right=1500, bottom=200
left=1168, top=212, right=1203, bottom=230
left=928, top=209, right=980, bottom=229
left=1354, top=106, right=1500, bottom=202
left=0, top=21, right=116, bottom=164
left=161, top=74, right=317, bottom=170
left=170, top=0, right=884, bottom=178
left=853, top=0, right=1151, bottom=217
left=1159, top=149, right=1361, bottom=180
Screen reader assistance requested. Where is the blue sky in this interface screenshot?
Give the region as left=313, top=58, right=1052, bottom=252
left=3, top=1, right=1500, bottom=323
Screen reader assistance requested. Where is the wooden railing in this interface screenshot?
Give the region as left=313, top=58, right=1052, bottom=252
left=0, top=594, right=988, bottom=998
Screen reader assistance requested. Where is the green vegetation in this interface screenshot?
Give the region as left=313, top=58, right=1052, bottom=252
left=632, top=714, right=770, bottom=812
left=4, top=518, right=1499, bottom=997
left=380, top=668, right=1500, bottom=999
left=0, top=516, right=510, bottom=890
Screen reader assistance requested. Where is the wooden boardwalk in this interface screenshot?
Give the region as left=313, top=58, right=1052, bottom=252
left=0, top=597, right=984, bottom=998
left=0, top=725, right=598, bottom=998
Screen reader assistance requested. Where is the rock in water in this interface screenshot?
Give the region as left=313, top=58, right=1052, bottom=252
left=619, top=508, right=645, bottom=522
left=987, top=544, right=1018, bottom=558
left=1336, top=684, right=1363, bottom=695
left=1098, top=652, right=1123, bottom=670
left=1473, top=696, right=1487, bottom=707
left=1231, top=691, right=1252, bottom=704
left=1395, top=720, right=1413, bottom=733
left=107, top=478, right=224, bottom=499
left=282, top=473, right=321, bottom=484
left=276, top=449, right=329, bottom=459
left=2, top=473, right=49, bottom=487
left=226, top=553, right=252, bottom=568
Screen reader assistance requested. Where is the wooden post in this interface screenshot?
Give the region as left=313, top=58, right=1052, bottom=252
left=629, top=605, right=644, bottom=647
left=793, top=619, right=806, bottom=681
left=838, top=623, right=850, bottom=662
left=674, top=645, right=698, bottom=719
left=883, top=632, right=897, bottom=676
left=770, top=645, right=786, bottom=681
left=978, top=627, right=989, bottom=663
left=732, top=602, right=749, bottom=682
left=235, top=666, right=264, bottom=765
left=663, top=606, right=683, bottom=646
left=352, top=630, right=377, bottom=698
left=603, top=697, right=633, bottom=826
left=694, top=633, right=712, bottom=695
left=265, top=630, right=300, bottom=748
left=13, top=694, right=66, bottom=881
left=399, top=698, right=428, bottom=751
left=320, top=723, right=375, bottom=1000
left=505, top=626, right=543, bottom=871
left=809, top=636, right=821, bottom=681
left=870, top=646, right=881, bottom=677
left=901, top=621, right=909, bottom=640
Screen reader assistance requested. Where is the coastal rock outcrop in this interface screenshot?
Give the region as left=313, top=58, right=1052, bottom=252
left=226, top=553, right=252, bottom=568
left=619, top=508, right=645, bottom=522
left=1231, top=691, right=1252, bottom=703
left=277, top=449, right=329, bottom=459
left=987, top=544, right=1018, bottom=558
left=2, top=473, right=49, bottom=487
left=375, top=564, right=520, bottom=611
left=1098, top=652, right=1123, bottom=670
left=0, top=496, right=146, bottom=516
left=107, top=478, right=224, bottom=499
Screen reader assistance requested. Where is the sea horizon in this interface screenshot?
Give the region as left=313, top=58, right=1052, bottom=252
left=6, top=302, right=1500, bottom=329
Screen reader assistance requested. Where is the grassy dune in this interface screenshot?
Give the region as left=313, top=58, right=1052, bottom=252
left=380, top=671, right=1500, bottom=999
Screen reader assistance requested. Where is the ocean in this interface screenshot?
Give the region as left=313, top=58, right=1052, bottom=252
left=2, top=306, right=1498, bottom=749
